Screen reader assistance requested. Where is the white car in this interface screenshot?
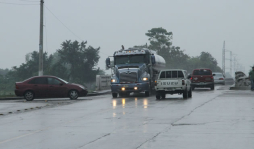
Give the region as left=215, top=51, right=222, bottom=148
left=155, top=69, right=192, bottom=99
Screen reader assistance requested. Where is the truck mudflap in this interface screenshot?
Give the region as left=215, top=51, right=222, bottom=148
left=111, top=82, right=150, bottom=93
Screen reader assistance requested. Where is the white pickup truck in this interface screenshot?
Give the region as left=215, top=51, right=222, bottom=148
left=155, top=69, right=192, bottom=99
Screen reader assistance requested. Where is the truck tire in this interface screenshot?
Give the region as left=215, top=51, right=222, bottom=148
left=191, top=86, right=195, bottom=90
left=112, top=93, right=117, bottom=98
left=156, top=95, right=161, bottom=100
left=161, top=93, right=166, bottom=99
left=145, top=91, right=150, bottom=97
left=188, top=88, right=192, bottom=98
left=183, top=89, right=188, bottom=99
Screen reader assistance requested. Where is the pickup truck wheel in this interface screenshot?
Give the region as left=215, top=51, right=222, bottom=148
left=156, top=95, right=161, bottom=100
left=112, top=93, right=117, bottom=98
left=145, top=91, right=150, bottom=97
left=211, top=85, right=214, bottom=90
left=183, top=89, right=188, bottom=99
left=188, top=88, right=192, bottom=98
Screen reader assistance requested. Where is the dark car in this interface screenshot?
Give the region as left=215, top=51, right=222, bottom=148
left=15, top=76, right=88, bottom=101
left=191, top=68, right=214, bottom=90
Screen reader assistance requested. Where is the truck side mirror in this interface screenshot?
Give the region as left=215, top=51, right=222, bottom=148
left=151, top=55, right=155, bottom=65
left=106, top=58, right=111, bottom=68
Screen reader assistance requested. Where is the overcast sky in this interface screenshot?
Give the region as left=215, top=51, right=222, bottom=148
left=0, top=0, right=253, bottom=75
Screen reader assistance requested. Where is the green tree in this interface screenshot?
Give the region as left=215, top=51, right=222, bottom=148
left=55, top=40, right=101, bottom=84
left=146, top=27, right=173, bottom=53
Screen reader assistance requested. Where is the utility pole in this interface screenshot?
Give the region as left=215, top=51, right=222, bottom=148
left=230, top=51, right=232, bottom=76
left=38, top=0, right=44, bottom=76
left=222, top=41, right=225, bottom=75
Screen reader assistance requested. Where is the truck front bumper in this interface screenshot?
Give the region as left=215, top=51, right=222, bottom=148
left=111, top=82, right=150, bottom=93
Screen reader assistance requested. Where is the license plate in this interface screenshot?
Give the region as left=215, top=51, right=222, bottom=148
left=124, top=85, right=129, bottom=87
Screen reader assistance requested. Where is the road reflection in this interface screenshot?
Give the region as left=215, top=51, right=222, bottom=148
left=143, top=99, right=148, bottom=109
left=112, top=100, right=117, bottom=109
left=122, top=99, right=126, bottom=108
left=135, top=98, right=138, bottom=108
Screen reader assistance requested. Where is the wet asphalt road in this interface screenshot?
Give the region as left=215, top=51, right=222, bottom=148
left=0, top=85, right=254, bottom=149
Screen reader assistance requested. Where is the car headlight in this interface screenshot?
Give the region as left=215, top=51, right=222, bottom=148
left=111, top=79, right=116, bottom=83
left=142, top=77, right=148, bottom=81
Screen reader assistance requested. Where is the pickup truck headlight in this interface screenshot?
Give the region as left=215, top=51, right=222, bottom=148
left=142, top=77, right=148, bottom=81
left=111, top=79, right=116, bottom=83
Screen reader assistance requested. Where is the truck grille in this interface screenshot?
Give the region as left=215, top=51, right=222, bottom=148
left=120, top=72, right=137, bottom=83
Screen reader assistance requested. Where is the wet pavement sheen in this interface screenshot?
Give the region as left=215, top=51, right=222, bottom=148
left=0, top=85, right=254, bottom=149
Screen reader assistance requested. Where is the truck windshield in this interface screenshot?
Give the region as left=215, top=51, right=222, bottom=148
left=115, top=55, right=145, bottom=65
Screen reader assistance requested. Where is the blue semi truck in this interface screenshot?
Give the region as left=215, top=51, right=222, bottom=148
left=106, top=47, right=166, bottom=98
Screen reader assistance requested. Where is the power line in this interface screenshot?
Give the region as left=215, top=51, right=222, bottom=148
left=0, top=1, right=38, bottom=5
left=44, top=5, right=83, bottom=41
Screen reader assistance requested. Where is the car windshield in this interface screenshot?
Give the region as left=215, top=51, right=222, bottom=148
left=115, top=55, right=145, bottom=65
left=214, top=73, right=223, bottom=78
left=57, top=77, right=68, bottom=84
left=193, top=69, right=211, bottom=75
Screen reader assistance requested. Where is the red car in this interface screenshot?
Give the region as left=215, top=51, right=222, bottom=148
left=190, top=68, right=214, bottom=90
left=15, top=76, right=88, bottom=101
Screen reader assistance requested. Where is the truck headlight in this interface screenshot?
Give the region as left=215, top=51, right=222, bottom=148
left=111, top=79, right=116, bottom=83
left=142, top=77, right=148, bottom=81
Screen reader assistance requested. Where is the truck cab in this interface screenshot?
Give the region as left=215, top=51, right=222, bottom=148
left=155, top=69, right=192, bottom=99
left=106, top=48, right=165, bottom=98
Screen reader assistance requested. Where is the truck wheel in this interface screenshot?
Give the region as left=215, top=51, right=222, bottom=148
left=145, top=91, right=150, bottom=97
left=191, top=86, right=195, bottom=90
left=183, top=89, right=188, bottom=99
left=188, top=88, right=192, bottom=98
left=211, top=85, right=214, bottom=90
left=112, top=93, right=117, bottom=98
left=156, top=95, right=161, bottom=100
left=161, top=93, right=166, bottom=99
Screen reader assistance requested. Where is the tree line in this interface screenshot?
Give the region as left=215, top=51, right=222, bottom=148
left=142, top=27, right=222, bottom=73
left=0, top=40, right=103, bottom=92
left=0, top=27, right=223, bottom=93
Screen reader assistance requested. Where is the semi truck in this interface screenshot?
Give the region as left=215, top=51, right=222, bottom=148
left=106, top=47, right=165, bottom=98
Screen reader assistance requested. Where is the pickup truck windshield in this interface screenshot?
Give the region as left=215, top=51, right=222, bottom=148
left=115, top=55, right=145, bottom=65
left=160, top=71, right=184, bottom=79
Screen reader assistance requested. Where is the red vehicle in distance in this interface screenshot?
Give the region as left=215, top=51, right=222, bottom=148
left=15, top=76, right=88, bottom=101
left=190, top=68, right=215, bottom=90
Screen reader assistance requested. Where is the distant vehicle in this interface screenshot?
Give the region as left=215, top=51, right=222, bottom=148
left=191, top=68, right=214, bottom=90
left=15, top=76, right=88, bottom=101
left=155, top=69, right=192, bottom=99
left=106, top=47, right=165, bottom=98
left=213, top=72, right=225, bottom=85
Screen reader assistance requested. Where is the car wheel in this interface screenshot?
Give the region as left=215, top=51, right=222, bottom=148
left=69, top=90, right=79, bottom=100
left=183, top=89, right=188, bottom=99
left=145, top=91, right=150, bottom=97
left=24, top=91, right=34, bottom=101
left=211, top=85, right=214, bottom=90
left=112, top=93, right=117, bottom=98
